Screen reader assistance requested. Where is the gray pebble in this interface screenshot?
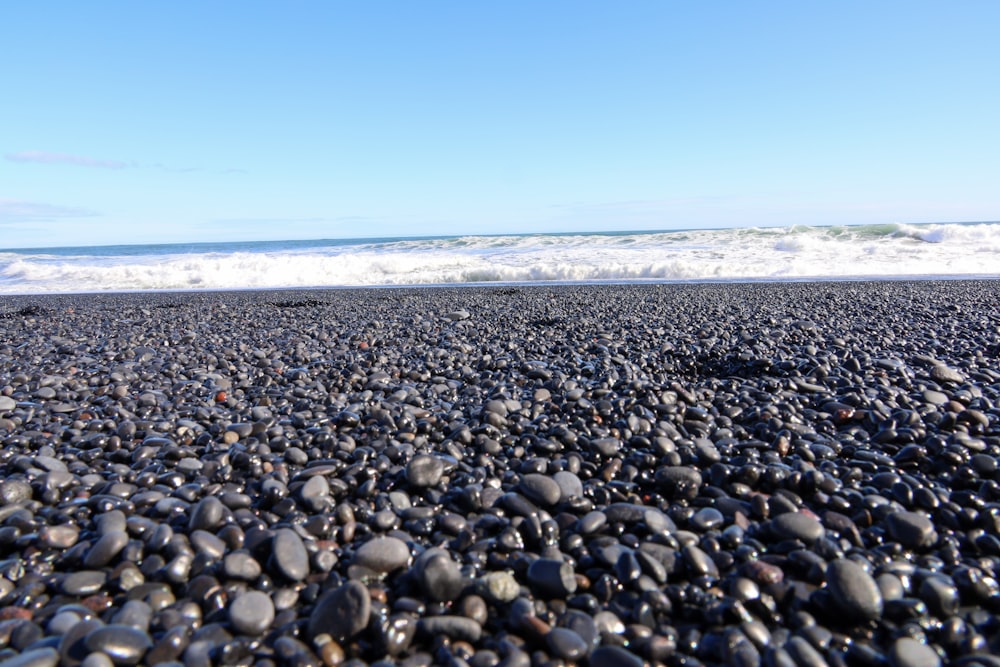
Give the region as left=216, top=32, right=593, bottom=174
left=229, top=591, right=275, bottom=635
left=826, top=558, right=883, bottom=621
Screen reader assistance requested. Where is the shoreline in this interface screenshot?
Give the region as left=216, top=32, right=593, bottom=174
left=1, top=280, right=998, bottom=665
left=3, top=273, right=1000, bottom=299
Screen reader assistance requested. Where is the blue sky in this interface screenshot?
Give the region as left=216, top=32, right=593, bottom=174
left=2, top=2, right=998, bottom=248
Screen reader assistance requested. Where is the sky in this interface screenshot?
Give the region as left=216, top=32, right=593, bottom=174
left=2, top=2, right=999, bottom=248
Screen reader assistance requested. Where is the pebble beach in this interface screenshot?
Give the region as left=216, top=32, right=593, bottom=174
left=1, top=280, right=999, bottom=667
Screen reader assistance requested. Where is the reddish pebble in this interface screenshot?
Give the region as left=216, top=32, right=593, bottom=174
left=0, top=607, right=32, bottom=620
left=215, top=391, right=227, bottom=402
left=80, top=594, right=115, bottom=613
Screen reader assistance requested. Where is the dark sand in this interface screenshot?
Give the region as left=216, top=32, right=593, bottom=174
left=0, top=281, right=998, bottom=667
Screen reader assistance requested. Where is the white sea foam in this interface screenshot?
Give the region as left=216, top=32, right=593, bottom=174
left=1, top=222, right=998, bottom=294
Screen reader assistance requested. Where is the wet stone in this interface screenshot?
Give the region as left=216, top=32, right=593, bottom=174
left=188, top=496, right=225, bottom=532
left=0, top=648, right=60, bottom=667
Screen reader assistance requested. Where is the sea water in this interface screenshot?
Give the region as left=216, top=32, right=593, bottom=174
left=1, top=222, right=998, bottom=294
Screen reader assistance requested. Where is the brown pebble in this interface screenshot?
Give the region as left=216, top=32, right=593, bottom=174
left=318, top=637, right=345, bottom=666
left=0, top=607, right=32, bottom=620
left=222, top=431, right=240, bottom=445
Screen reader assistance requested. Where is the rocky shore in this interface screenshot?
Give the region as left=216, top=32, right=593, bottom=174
left=0, top=281, right=998, bottom=667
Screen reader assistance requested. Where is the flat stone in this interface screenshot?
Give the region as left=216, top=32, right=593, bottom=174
left=546, top=627, right=588, bottom=661
left=188, top=496, right=225, bottom=531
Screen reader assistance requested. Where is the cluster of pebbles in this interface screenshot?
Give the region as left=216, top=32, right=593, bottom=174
left=0, top=281, right=999, bottom=667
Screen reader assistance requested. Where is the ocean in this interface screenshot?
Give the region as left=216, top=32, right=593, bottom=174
left=1, top=222, right=998, bottom=294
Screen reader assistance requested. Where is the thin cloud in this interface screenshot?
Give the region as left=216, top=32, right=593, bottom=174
left=5, top=150, right=129, bottom=169
left=0, top=199, right=98, bottom=222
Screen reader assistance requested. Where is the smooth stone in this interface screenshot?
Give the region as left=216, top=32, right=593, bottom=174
left=527, top=558, right=577, bottom=598
left=589, top=645, right=644, bottom=667
left=62, top=570, right=108, bottom=596
left=546, top=627, right=588, bottom=661
left=112, top=600, right=152, bottom=632
left=405, top=455, right=445, bottom=488
left=187, top=497, right=224, bottom=532
left=270, top=528, right=309, bottom=581
left=930, top=365, right=964, bottom=383
left=308, top=580, right=371, bottom=641
left=0, top=648, right=60, bottom=667
left=918, top=575, right=959, bottom=618
left=886, top=511, right=937, bottom=549
left=353, top=536, right=411, bottom=574
left=412, top=548, right=464, bottom=602
left=826, top=559, right=883, bottom=621
left=771, top=512, right=824, bottom=544
left=888, top=637, right=941, bottom=667
left=690, top=507, right=725, bottom=531
left=84, top=530, right=129, bottom=568
left=552, top=471, right=584, bottom=501
left=0, top=396, right=16, bottom=411
left=654, top=466, right=702, bottom=500
left=518, top=474, right=561, bottom=507
left=229, top=591, right=275, bottom=635
left=83, top=625, right=153, bottom=666
left=417, top=616, right=482, bottom=642
left=223, top=551, right=263, bottom=581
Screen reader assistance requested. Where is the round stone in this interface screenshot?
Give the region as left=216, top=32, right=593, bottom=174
left=188, top=496, right=225, bottom=531
left=229, top=591, right=275, bottom=635
left=480, top=571, right=520, bottom=603
left=405, top=455, right=445, bottom=488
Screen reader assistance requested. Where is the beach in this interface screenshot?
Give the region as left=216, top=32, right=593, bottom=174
left=1, top=281, right=998, bottom=666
